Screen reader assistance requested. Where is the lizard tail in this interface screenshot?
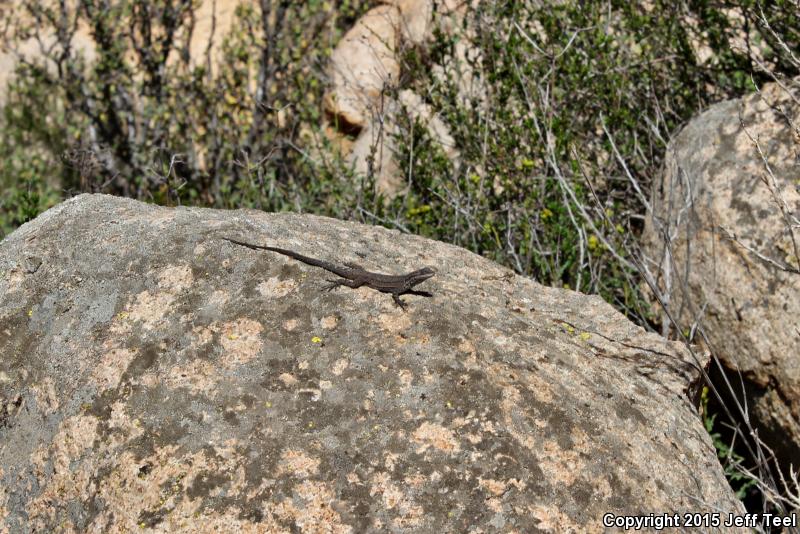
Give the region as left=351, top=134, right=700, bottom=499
left=221, top=237, right=272, bottom=250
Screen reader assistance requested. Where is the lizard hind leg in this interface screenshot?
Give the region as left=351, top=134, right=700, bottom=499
left=323, top=278, right=364, bottom=291
left=343, top=262, right=366, bottom=271
left=322, top=279, right=344, bottom=291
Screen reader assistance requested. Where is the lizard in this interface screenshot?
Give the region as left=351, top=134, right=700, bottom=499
left=222, top=237, right=436, bottom=309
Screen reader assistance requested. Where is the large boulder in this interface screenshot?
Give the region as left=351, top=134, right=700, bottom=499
left=1, top=194, right=744, bottom=532
left=641, top=81, right=800, bottom=472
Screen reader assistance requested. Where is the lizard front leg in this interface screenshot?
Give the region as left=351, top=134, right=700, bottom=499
left=391, top=292, right=408, bottom=310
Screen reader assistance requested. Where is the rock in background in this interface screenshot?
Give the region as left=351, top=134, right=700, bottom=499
left=0, top=0, right=251, bottom=102
left=0, top=194, right=743, bottom=532
left=324, top=0, right=470, bottom=195
left=642, top=81, right=800, bottom=477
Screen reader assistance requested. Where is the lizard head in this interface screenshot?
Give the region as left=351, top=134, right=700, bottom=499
left=406, top=266, right=437, bottom=287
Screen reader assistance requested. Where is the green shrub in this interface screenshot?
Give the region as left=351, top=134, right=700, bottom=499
left=376, top=0, right=798, bottom=322
left=0, top=0, right=373, bottom=235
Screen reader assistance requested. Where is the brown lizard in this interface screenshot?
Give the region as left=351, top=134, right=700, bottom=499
left=223, top=237, right=436, bottom=309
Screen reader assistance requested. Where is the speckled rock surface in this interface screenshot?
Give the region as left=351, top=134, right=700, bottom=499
left=1, top=194, right=743, bottom=532
left=641, top=82, right=800, bottom=472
